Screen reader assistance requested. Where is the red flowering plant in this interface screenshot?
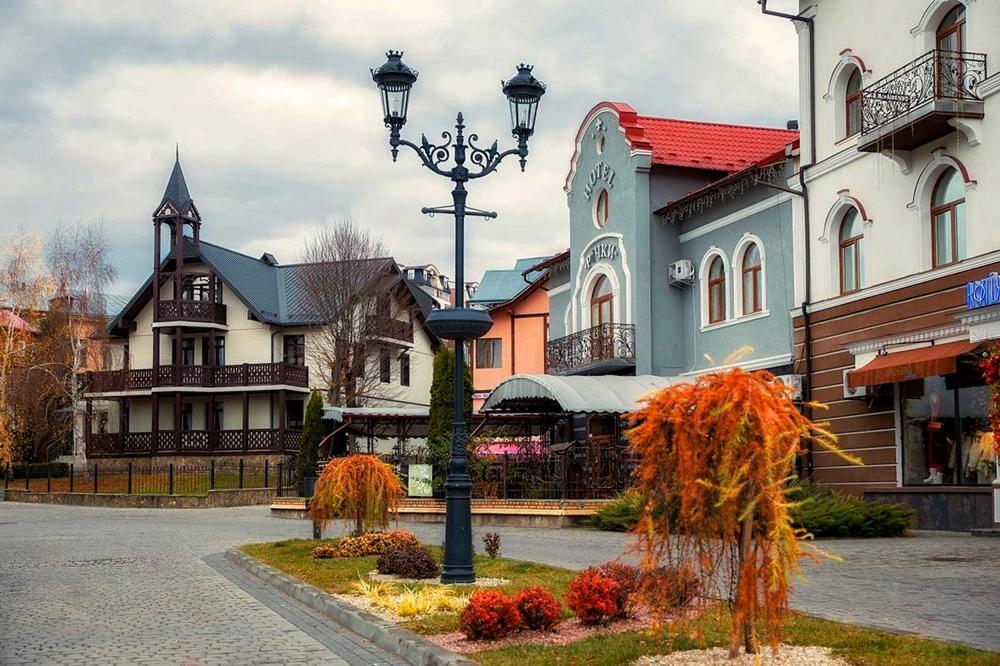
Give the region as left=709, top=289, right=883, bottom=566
left=598, top=562, right=641, bottom=618
left=565, top=567, right=620, bottom=625
left=459, top=589, right=522, bottom=640
left=513, top=586, right=561, bottom=631
left=977, top=342, right=1000, bottom=461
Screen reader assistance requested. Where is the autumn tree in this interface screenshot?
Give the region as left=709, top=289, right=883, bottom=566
left=38, top=222, right=117, bottom=462
left=309, top=454, right=404, bottom=534
left=299, top=217, right=412, bottom=413
left=0, top=232, right=52, bottom=465
left=627, top=365, right=858, bottom=657
left=426, top=347, right=472, bottom=495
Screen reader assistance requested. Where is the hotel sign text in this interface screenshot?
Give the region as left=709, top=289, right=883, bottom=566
left=584, top=162, right=615, bottom=200
left=966, top=272, right=1000, bottom=309
left=584, top=243, right=619, bottom=268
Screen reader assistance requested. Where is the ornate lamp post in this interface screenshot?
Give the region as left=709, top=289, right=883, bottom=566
left=371, top=51, right=545, bottom=583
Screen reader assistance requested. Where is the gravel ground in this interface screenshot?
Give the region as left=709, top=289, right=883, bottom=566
left=635, top=645, right=851, bottom=665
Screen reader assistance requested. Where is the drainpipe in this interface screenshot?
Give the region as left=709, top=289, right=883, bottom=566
left=759, top=0, right=817, bottom=478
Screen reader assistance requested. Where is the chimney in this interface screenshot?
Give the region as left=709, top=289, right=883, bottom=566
left=786, top=120, right=799, bottom=130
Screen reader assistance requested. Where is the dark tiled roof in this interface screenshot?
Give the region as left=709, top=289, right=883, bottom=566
left=158, top=158, right=196, bottom=217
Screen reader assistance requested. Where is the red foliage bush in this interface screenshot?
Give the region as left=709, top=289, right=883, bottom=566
left=460, top=589, right=522, bottom=640
left=598, top=562, right=641, bottom=618
left=513, top=586, right=561, bottom=631
left=565, top=568, right=620, bottom=625
left=641, top=564, right=702, bottom=613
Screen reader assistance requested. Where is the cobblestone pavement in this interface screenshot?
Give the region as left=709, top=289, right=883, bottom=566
left=0, top=503, right=405, bottom=666
left=390, top=521, right=1000, bottom=652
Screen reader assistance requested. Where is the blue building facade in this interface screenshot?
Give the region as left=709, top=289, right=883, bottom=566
left=546, top=101, right=799, bottom=381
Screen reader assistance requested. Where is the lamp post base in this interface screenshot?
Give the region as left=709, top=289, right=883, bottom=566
left=441, top=472, right=475, bottom=584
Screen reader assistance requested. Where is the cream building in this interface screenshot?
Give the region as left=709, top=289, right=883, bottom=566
left=81, top=158, right=438, bottom=465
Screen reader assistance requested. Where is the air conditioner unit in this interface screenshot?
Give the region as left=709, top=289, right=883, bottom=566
left=775, top=374, right=803, bottom=401
left=668, top=259, right=695, bottom=287
left=842, top=369, right=868, bottom=399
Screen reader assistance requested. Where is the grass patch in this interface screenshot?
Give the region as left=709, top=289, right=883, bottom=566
left=243, top=538, right=1000, bottom=665
left=475, top=610, right=1000, bottom=666
left=241, top=538, right=576, bottom=635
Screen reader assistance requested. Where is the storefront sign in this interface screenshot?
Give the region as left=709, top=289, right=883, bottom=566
left=966, top=272, right=1000, bottom=309
left=584, top=162, right=615, bottom=200
left=584, top=242, right=619, bottom=268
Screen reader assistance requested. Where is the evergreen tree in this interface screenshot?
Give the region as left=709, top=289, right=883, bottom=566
left=298, top=390, right=325, bottom=495
left=426, top=346, right=472, bottom=495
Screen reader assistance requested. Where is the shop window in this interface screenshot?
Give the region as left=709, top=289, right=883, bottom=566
left=900, top=360, right=994, bottom=486
left=287, top=400, right=304, bottom=429
left=931, top=167, right=967, bottom=268
left=379, top=348, right=391, bottom=383
left=593, top=189, right=609, bottom=228
left=844, top=68, right=862, bottom=137
left=476, top=338, right=502, bottom=369
left=283, top=335, right=305, bottom=366
left=707, top=256, right=727, bottom=324
left=740, top=242, right=763, bottom=315
left=839, top=208, right=864, bottom=294
left=400, top=352, right=411, bottom=387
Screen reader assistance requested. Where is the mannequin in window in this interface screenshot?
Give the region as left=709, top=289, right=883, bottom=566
left=924, top=391, right=955, bottom=484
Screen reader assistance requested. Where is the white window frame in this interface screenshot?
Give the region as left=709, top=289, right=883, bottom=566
left=699, top=248, right=731, bottom=330
left=732, top=234, right=767, bottom=319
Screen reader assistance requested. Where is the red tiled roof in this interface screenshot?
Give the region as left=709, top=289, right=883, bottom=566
left=636, top=115, right=798, bottom=173
left=565, top=102, right=798, bottom=191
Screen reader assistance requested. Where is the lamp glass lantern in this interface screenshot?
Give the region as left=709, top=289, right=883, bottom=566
left=502, top=64, right=546, bottom=138
left=371, top=51, right=418, bottom=128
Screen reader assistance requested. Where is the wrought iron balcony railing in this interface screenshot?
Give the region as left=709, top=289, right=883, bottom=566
left=861, top=49, right=987, bottom=136
left=155, top=299, right=227, bottom=325
left=84, top=362, right=308, bottom=392
left=546, top=323, right=636, bottom=375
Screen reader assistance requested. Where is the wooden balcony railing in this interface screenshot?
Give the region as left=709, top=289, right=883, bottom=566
left=87, top=429, right=303, bottom=456
left=370, top=316, right=414, bottom=343
left=546, top=323, right=636, bottom=375
left=155, top=299, right=227, bottom=325
left=84, top=362, right=308, bottom=392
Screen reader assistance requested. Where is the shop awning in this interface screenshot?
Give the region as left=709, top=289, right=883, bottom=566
left=846, top=340, right=980, bottom=388
left=481, top=374, right=677, bottom=413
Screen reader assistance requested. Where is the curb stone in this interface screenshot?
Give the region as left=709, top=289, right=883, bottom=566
left=224, top=549, right=477, bottom=666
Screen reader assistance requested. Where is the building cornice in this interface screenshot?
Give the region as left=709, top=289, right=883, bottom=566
left=845, top=324, right=969, bottom=355
left=677, top=193, right=793, bottom=243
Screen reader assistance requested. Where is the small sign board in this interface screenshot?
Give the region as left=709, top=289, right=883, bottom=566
left=966, top=272, right=1000, bottom=309
left=407, top=464, right=433, bottom=497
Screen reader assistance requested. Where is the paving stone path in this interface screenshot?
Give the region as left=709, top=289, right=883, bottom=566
left=1, top=503, right=998, bottom=665
left=0, top=503, right=405, bottom=666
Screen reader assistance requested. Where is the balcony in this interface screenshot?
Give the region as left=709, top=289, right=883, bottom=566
left=546, top=323, right=636, bottom=376
left=87, top=429, right=302, bottom=457
left=859, top=50, right=986, bottom=153
left=155, top=299, right=227, bottom=325
left=84, top=362, right=309, bottom=393
left=370, top=316, right=414, bottom=343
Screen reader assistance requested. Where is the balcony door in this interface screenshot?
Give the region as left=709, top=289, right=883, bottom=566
left=936, top=5, right=967, bottom=98
left=590, top=276, right=614, bottom=360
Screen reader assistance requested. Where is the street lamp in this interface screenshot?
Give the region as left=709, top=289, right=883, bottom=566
left=371, top=51, right=545, bottom=584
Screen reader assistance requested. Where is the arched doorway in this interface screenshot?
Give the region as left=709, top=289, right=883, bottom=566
left=589, top=275, right=614, bottom=360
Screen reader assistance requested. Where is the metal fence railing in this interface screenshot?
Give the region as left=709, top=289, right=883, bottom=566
left=2, top=459, right=295, bottom=497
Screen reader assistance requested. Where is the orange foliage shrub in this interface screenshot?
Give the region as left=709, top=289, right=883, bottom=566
left=565, top=568, right=620, bottom=625
left=627, top=364, right=857, bottom=656
left=308, top=455, right=404, bottom=533
left=308, top=544, right=339, bottom=559
left=334, top=530, right=419, bottom=558
left=513, top=586, right=561, bottom=631
left=460, top=589, right=521, bottom=640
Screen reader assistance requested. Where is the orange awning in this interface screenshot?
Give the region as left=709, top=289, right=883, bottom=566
left=846, top=340, right=980, bottom=388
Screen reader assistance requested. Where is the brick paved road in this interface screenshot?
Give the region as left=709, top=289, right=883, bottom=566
left=0, top=503, right=405, bottom=666
left=2, top=503, right=997, bottom=664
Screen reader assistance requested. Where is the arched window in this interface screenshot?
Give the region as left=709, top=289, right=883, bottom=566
left=845, top=68, right=862, bottom=137
left=590, top=275, right=613, bottom=328
left=937, top=5, right=967, bottom=98
left=708, top=256, right=726, bottom=324
left=594, top=189, right=609, bottom=228
left=931, top=167, right=967, bottom=267
left=839, top=208, right=864, bottom=294
left=741, top=243, right=762, bottom=315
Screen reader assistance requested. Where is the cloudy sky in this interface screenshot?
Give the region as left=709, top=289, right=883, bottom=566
left=0, top=1, right=799, bottom=296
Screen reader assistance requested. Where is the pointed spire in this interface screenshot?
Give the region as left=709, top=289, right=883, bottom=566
left=155, top=149, right=197, bottom=220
